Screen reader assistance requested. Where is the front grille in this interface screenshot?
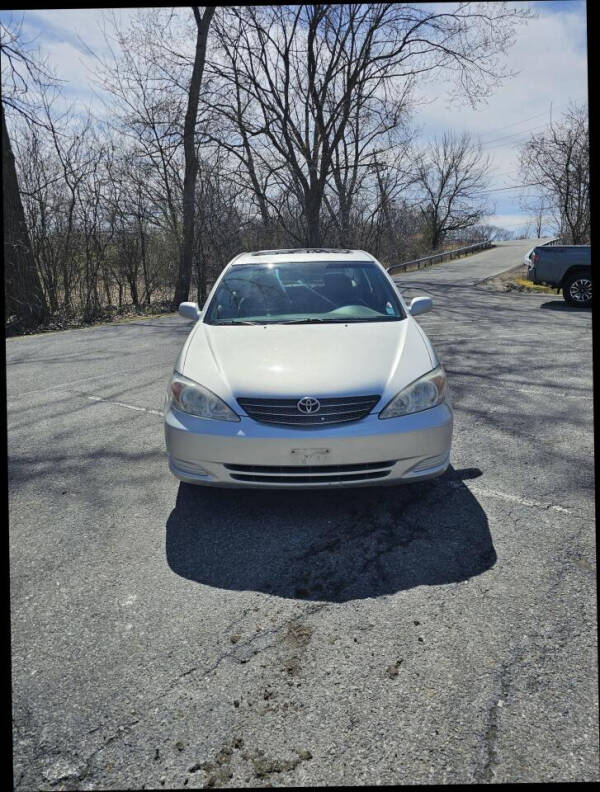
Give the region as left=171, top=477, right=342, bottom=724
left=225, top=460, right=395, bottom=474
left=224, top=460, right=395, bottom=485
left=228, top=470, right=391, bottom=484
left=237, top=394, right=380, bottom=426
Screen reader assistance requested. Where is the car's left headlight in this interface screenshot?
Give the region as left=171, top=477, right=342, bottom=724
left=168, top=371, right=240, bottom=421
left=379, top=365, right=447, bottom=419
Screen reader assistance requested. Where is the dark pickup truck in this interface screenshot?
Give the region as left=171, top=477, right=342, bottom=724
left=528, top=245, right=592, bottom=306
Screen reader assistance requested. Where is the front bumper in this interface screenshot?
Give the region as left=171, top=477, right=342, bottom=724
left=164, top=402, right=453, bottom=488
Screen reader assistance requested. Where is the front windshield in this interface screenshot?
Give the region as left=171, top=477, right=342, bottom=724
left=204, top=260, right=405, bottom=325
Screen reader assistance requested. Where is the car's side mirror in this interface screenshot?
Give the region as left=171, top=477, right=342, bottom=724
left=408, top=296, right=433, bottom=316
left=178, top=301, right=201, bottom=321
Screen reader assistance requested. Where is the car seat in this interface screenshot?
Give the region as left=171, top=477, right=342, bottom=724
left=322, top=272, right=358, bottom=305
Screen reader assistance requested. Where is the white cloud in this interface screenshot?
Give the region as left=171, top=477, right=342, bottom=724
left=1, top=8, right=143, bottom=112
left=414, top=2, right=587, bottom=136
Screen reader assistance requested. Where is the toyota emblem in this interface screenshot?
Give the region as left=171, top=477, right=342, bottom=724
left=297, top=396, right=320, bottom=414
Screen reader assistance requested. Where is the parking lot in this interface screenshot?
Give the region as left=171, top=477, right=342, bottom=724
left=8, top=239, right=597, bottom=787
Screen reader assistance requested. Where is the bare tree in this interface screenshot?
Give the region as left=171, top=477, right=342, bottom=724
left=41, top=98, right=98, bottom=315
left=326, top=83, right=414, bottom=250
left=209, top=3, right=530, bottom=248
left=173, top=5, right=215, bottom=307
left=96, top=9, right=187, bottom=260
left=520, top=102, right=589, bottom=244
left=414, top=132, right=492, bottom=250
left=467, top=223, right=514, bottom=242
left=2, top=4, right=537, bottom=334
left=97, top=7, right=215, bottom=307
left=1, top=18, right=50, bottom=329
left=519, top=191, right=554, bottom=238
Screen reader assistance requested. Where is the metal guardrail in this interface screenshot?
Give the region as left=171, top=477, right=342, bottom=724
left=386, top=240, right=493, bottom=275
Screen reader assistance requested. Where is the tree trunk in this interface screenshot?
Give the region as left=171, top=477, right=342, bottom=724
left=139, top=217, right=152, bottom=305
left=103, top=270, right=112, bottom=307
left=129, top=277, right=140, bottom=309
left=2, top=102, right=48, bottom=330
left=305, top=190, right=322, bottom=247
left=172, top=6, right=215, bottom=308
left=195, top=258, right=207, bottom=306
left=338, top=199, right=352, bottom=248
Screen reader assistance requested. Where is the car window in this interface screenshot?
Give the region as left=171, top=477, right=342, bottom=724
left=204, top=261, right=405, bottom=324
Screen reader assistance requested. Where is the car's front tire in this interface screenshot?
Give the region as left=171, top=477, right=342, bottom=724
left=563, top=271, right=592, bottom=307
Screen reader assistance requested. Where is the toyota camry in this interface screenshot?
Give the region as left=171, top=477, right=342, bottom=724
left=164, top=248, right=453, bottom=487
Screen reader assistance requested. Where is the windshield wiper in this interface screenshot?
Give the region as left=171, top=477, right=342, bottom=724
left=331, top=316, right=400, bottom=322
left=215, top=316, right=401, bottom=325
left=279, top=317, right=326, bottom=324
left=214, top=320, right=262, bottom=325
left=282, top=316, right=399, bottom=324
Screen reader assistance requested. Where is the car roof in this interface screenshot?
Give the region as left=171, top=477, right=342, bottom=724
left=230, top=248, right=377, bottom=266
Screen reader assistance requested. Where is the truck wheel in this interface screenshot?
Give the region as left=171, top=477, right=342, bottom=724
left=563, top=272, right=592, bottom=307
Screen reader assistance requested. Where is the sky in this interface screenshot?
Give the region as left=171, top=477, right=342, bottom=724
left=0, top=1, right=589, bottom=236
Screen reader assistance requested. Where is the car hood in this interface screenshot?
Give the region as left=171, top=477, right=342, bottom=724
left=180, top=319, right=435, bottom=409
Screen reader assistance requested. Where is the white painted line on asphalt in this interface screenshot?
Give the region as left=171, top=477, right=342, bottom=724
left=447, top=377, right=593, bottom=400
left=466, top=484, right=571, bottom=513
left=509, top=387, right=593, bottom=399
left=84, top=394, right=163, bottom=417
left=18, top=372, right=116, bottom=396
left=432, top=336, right=578, bottom=342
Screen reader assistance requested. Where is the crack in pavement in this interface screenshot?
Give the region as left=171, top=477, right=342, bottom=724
left=285, top=478, right=483, bottom=600
left=79, top=717, right=141, bottom=780
left=71, top=605, right=328, bottom=787
left=475, top=649, right=522, bottom=783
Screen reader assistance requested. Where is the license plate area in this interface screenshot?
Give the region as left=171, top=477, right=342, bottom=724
left=290, top=448, right=331, bottom=466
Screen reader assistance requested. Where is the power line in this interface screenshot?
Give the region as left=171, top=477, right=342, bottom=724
left=479, top=123, right=548, bottom=148
left=475, top=109, right=550, bottom=140
left=495, top=194, right=550, bottom=201
left=472, top=181, right=542, bottom=196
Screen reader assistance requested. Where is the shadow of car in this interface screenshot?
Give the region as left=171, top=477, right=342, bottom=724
left=540, top=300, right=592, bottom=312
left=165, top=466, right=495, bottom=602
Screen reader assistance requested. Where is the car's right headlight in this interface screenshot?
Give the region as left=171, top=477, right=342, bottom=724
left=168, top=371, right=240, bottom=421
left=379, top=365, right=447, bottom=419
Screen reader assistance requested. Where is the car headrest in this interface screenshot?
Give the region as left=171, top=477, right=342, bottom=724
left=323, top=272, right=354, bottom=297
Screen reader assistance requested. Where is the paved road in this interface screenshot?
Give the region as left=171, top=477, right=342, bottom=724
left=8, top=239, right=597, bottom=788
left=392, top=237, right=543, bottom=285
left=393, top=237, right=552, bottom=286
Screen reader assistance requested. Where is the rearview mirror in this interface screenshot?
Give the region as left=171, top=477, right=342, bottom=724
left=408, top=296, right=433, bottom=316
left=178, top=301, right=200, bottom=321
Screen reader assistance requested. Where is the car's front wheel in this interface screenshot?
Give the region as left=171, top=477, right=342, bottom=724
left=563, top=271, right=592, bottom=307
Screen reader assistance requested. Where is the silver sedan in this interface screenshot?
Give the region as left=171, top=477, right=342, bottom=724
left=164, top=248, right=453, bottom=488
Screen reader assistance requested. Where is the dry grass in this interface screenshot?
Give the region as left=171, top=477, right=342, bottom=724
left=512, top=277, right=556, bottom=294
left=6, top=301, right=176, bottom=338
left=478, top=263, right=557, bottom=295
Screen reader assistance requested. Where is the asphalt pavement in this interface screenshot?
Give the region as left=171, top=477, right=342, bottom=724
left=8, top=238, right=597, bottom=787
